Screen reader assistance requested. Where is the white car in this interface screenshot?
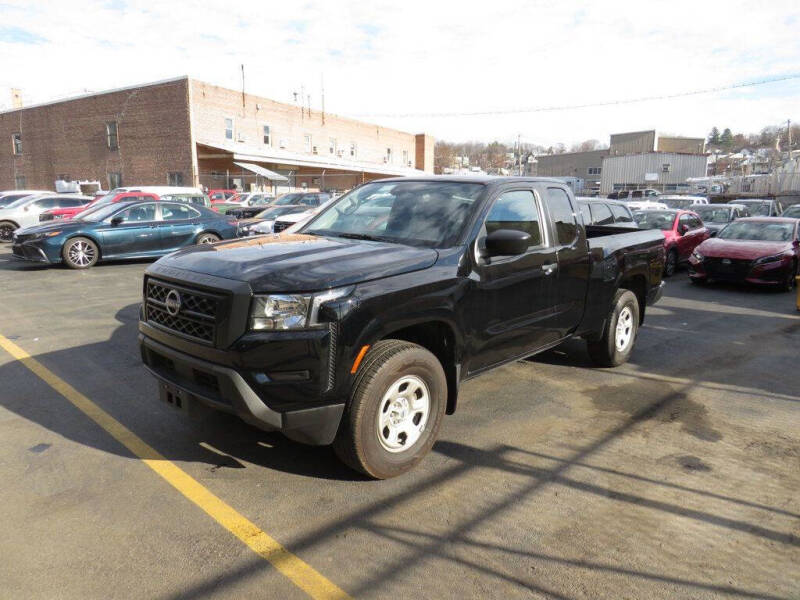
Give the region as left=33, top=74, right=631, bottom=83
left=0, top=194, right=92, bottom=242
left=238, top=205, right=309, bottom=236
left=658, top=195, right=709, bottom=209
left=0, top=190, right=53, bottom=209
left=227, top=192, right=275, bottom=207
left=626, top=200, right=668, bottom=211
left=272, top=197, right=338, bottom=234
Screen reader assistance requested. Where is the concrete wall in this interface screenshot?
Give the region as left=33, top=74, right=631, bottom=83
left=536, top=149, right=608, bottom=192
left=190, top=80, right=424, bottom=174
left=600, top=152, right=709, bottom=194
left=609, top=130, right=656, bottom=156
left=0, top=78, right=193, bottom=190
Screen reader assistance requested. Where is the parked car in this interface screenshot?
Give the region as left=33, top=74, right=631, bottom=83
left=271, top=196, right=338, bottom=233
left=208, top=189, right=238, bottom=204
left=159, top=192, right=212, bottom=209
left=12, top=200, right=238, bottom=269
left=138, top=176, right=665, bottom=478
left=40, top=191, right=159, bottom=223
left=0, top=194, right=95, bottom=241
left=633, top=209, right=709, bottom=276
left=238, top=205, right=312, bottom=236
left=627, top=199, right=668, bottom=211
left=688, top=217, right=799, bottom=290
left=609, top=189, right=660, bottom=200
left=729, top=198, right=784, bottom=217
left=576, top=197, right=637, bottom=228
left=780, top=204, right=800, bottom=218
left=0, top=190, right=53, bottom=208
left=692, top=204, right=750, bottom=235
left=659, top=195, right=709, bottom=209
left=225, top=192, right=277, bottom=208
left=227, top=192, right=328, bottom=219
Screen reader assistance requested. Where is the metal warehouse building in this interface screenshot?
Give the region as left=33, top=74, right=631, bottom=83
left=0, top=76, right=434, bottom=194
left=600, top=152, right=709, bottom=194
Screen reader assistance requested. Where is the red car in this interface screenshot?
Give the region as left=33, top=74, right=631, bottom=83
left=633, top=209, right=709, bottom=276
left=688, top=217, right=799, bottom=291
left=40, top=191, right=159, bottom=222
left=208, top=189, right=237, bottom=204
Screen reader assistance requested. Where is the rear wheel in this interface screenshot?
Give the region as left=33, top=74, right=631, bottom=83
left=0, top=221, right=17, bottom=243
left=664, top=248, right=678, bottom=277
left=196, top=232, right=220, bottom=245
left=587, top=289, right=640, bottom=367
left=62, top=237, right=99, bottom=269
left=333, top=340, right=447, bottom=479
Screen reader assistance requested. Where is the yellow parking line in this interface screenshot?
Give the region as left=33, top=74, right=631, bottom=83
left=0, top=334, right=350, bottom=600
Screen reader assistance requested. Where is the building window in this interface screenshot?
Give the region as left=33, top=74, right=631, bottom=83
left=350, top=142, right=357, bottom=158
left=106, top=121, right=119, bottom=150
left=210, top=170, right=223, bottom=180
left=304, top=134, right=312, bottom=153
left=108, top=172, right=122, bottom=189
left=224, top=118, right=234, bottom=140
left=12, top=133, right=22, bottom=155
left=386, top=147, right=392, bottom=163
left=662, top=163, right=671, bottom=173
left=167, top=172, right=184, bottom=186
left=14, top=175, right=26, bottom=189
left=263, top=125, right=271, bottom=145
left=329, top=138, right=336, bottom=155
left=588, top=167, right=601, bottom=175
left=402, top=150, right=409, bottom=166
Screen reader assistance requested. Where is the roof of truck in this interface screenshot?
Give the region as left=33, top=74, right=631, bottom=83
left=373, top=175, right=569, bottom=185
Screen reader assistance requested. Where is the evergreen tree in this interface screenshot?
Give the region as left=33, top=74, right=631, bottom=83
left=720, top=128, right=734, bottom=148
left=708, top=127, right=720, bottom=145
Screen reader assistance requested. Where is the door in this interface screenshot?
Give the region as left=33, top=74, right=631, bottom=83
left=20, top=197, right=60, bottom=228
left=677, top=213, right=706, bottom=260
left=98, top=203, right=160, bottom=257
left=543, top=186, right=591, bottom=336
left=465, top=188, right=559, bottom=374
left=157, top=203, right=202, bottom=250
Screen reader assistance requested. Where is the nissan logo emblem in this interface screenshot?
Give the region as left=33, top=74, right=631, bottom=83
left=165, top=289, right=182, bottom=316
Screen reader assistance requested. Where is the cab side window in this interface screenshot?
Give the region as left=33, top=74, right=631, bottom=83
left=485, top=190, right=543, bottom=249
left=545, top=188, right=578, bottom=244
left=589, top=203, right=614, bottom=225
left=610, top=204, right=633, bottom=223
left=116, top=204, right=156, bottom=223
left=161, top=203, right=200, bottom=221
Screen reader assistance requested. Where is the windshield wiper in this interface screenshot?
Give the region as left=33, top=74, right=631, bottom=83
left=332, top=232, right=388, bottom=242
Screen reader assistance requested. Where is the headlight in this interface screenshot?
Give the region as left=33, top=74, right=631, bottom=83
left=30, top=231, right=61, bottom=240
left=249, top=286, right=353, bottom=330
left=753, top=254, right=785, bottom=265
left=692, top=249, right=703, bottom=261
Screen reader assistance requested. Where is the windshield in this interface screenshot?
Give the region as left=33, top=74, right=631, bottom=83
left=782, top=206, right=800, bottom=218
left=255, top=205, right=299, bottom=220
left=4, top=195, right=40, bottom=209
left=718, top=221, right=795, bottom=241
left=303, top=181, right=485, bottom=247
left=661, top=198, right=693, bottom=209
left=80, top=202, right=132, bottom=222
left=91, top=191, right=120, bottom=207
left=633, top=210, right=676, bottom=230
left=739, top=201, right=771, bottom=216
left=274, top=193, right=304, bottom=206
left=694, top=207, right=732, bottom=223
left=0, top=194, right=34, bottom=207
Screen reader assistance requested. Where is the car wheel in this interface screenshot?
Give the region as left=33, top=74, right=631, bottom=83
left=62, top=236, right=99, bottom=269
left=586, top=289, right=640, bottom=368
left=664, top=249, right=678, bottom=277
left=333, top=340, right=447, bottom=479
left=0, top=221, right=17, bottom=243
left=196, top=232, right=220, bottom=244
left=782, top=260, right=797, bottom=292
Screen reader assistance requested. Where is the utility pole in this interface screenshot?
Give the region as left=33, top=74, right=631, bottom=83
left=788, top=119, right=792, bottom=156
left=517, top=133, right=522, bottom=175
left=240, top=64, right=246, bottom=114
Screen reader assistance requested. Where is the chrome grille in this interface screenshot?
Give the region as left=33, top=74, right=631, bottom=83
left=145, top=279, right=222, bottom=344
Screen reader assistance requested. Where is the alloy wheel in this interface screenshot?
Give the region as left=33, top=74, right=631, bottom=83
left=376, top=375, right=430, bottom=453
left=68, top=240, right=96, bottom=267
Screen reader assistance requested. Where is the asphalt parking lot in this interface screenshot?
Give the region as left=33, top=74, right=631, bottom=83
left=0, top=246, right=798, bottom=600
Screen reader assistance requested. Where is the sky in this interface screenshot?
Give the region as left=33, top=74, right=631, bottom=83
left=1, top=0, right=799, bottom=147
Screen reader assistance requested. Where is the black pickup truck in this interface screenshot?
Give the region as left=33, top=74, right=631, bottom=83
left=139, top=177, right=664, bottom=478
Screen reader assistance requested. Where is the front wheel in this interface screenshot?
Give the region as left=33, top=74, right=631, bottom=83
left=0, top=221, right=17, bottom=243
left=586, top=289, right=640, bottom=367
left=62, top=237, right=99, bottom=269
left=333, top=340, right=447, bottom=479
left=664, top=248, right=678, bottom=277
left=196, top=232, right=221, bottom=244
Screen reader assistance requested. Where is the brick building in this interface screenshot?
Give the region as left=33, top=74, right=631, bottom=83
left=0, top=76, right=434, bottom=194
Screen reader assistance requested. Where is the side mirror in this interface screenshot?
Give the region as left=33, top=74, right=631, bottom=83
left=485, top=229, right=530, bottom=257
left=709, top=230, right=718, bottom=237
left=110, top=216, right=124, bottom=226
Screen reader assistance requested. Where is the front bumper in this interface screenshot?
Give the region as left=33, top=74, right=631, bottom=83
left=11, top=241, right=52, bottom=263
left=139, top=327, right=344, bottom=445
left=689, top=256, right=792, bottom=285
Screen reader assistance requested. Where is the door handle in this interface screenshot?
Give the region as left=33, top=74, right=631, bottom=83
left=542, top=263, right=557, bottom=275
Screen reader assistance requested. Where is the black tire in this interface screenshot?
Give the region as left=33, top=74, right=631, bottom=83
left=0, top=221, right=17, bottom=243
left=333, top=340, right=447, bottom=479
left=664, top=248, right=678, bottom=277
left=586, top=289, right=640, bottom=368
left=782, top=260, right=797, bottom=293
left=62, top=236, right=99, bottom=269
left=196, top=232, right=221, bottom=245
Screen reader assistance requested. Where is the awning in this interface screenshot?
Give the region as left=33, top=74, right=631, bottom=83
left=233, top=161, right=289, bottom=182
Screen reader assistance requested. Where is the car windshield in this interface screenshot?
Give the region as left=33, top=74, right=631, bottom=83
left=255, top=205, right=299, bottom=220
left=633, top=210, right=676, bottom=230
left=80, top=202, right=133, bottom=222
left=274, top=193, right=304, bottom=206
left=303, top=181, right=485, bottom=247
left=661, top=198, right=693, bottom=209
left=739, top=201, right=771, bottom=216
left=782, top=206, right=800, bottom=218
left=718, top=221, right=795, bottom=241
left=694, top=207, right=732, bottom=223
left=4, top=195, right=40, bottom=209
left=91, top=191, right=120, bottom=207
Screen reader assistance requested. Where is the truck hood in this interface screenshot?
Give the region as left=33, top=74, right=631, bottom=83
left=155, top=233, right=439, bottom=292
left=698, top=237, right=792, bottom=259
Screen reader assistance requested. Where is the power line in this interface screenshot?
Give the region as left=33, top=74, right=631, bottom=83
left=353, top=73, right=800, bottom=119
